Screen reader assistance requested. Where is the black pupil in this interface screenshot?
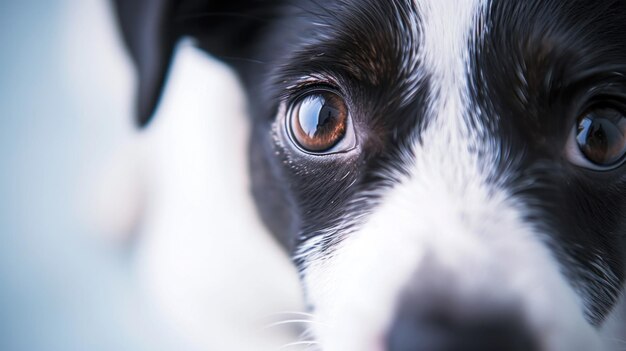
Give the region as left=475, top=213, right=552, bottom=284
left=577, top=108, right=626, bottom=166
left=299, top=94, right=340, bottom=138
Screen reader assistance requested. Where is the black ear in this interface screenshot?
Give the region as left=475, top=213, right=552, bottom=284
left=112, top=0, right=279, bottom=127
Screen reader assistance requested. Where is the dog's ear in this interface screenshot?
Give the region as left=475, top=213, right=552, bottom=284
left=112, top=0, right=278, bottom=127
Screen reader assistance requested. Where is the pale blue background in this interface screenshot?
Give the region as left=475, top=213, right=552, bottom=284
left=0, top=2, right=186, bottom=350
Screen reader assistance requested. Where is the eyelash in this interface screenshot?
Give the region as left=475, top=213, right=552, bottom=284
left=278, top=72, right=344, bottom=97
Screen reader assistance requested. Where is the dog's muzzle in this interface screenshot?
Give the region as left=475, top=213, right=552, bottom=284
left=385, top=263, right=538, bottom=351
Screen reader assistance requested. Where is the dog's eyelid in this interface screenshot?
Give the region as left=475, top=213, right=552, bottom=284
left=567, top=66, right=626, bottom=88
left=282, top=76, right=343, bottom=98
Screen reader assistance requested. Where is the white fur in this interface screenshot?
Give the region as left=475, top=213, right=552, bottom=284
left=79, top=2, right=307, bottom=349
left=301, top=1, right=605, bottom=350
left=130, top=43, right=306, bottom=351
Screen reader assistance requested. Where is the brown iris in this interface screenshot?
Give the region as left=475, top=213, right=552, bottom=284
left=289, top=90, right=348, bottom=152
left=576, top=107, right=626, bottom=167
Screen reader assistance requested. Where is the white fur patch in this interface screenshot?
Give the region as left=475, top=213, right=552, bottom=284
left=133, top=43, right=305, bottom=351
left=300, top=1, right=605, bottom=350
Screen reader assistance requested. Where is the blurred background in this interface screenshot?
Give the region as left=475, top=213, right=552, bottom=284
left=0, top=1, right=178, bottom=350
left=0, top=1, right=302, bottom=350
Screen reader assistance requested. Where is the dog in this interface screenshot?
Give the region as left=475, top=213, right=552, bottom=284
left=112, top=0, right=626, bottom=350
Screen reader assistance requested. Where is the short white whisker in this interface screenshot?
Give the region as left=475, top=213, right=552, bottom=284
left=278, top=340, right=320, bottom=350
left=264, top=311, right=316, bottom=318
left=263, top=319, right=325, bottom=330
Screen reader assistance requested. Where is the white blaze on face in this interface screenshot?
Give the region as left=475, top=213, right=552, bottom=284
left=300, top=1, right=604, bottom=350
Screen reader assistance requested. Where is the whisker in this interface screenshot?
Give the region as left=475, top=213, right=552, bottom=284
left=213, top=55, right=267, bottom=65
left=602, top=336, right=626, bottom=351
left=263, top=319, right=321, bottom=330
left=266, top=311, right=316, bottom=318
left=604, top=336, right=626, bottom=344
left=278, top=340, right=320, bottom=350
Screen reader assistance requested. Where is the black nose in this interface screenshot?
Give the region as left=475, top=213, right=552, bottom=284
left=386, top=298, right=538, bottom=351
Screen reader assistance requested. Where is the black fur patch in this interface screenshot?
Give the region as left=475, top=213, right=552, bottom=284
left=470, top=0, right=626, bottom=324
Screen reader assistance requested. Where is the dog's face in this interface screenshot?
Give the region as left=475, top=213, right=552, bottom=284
left=116, top=0, right=626, bottom=350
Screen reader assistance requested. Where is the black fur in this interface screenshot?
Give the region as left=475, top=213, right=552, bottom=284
left=470, top=0, right=626, bottom=324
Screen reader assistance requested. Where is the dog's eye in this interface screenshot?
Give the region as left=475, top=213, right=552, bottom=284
left=567, top=107, right=626, bottom=170
left=288, top=89, right=349, bottom=153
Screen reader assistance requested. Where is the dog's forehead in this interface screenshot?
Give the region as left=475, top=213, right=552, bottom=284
left=286, top=0, right=626, bottom=169
left=295, top=0, right=626, bottom=99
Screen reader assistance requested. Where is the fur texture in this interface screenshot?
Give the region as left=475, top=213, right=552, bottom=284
left=113, top=0, right=626, bottom=350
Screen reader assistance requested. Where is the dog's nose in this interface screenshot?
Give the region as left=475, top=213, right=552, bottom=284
left=385, top=296, right=538, bottom=351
